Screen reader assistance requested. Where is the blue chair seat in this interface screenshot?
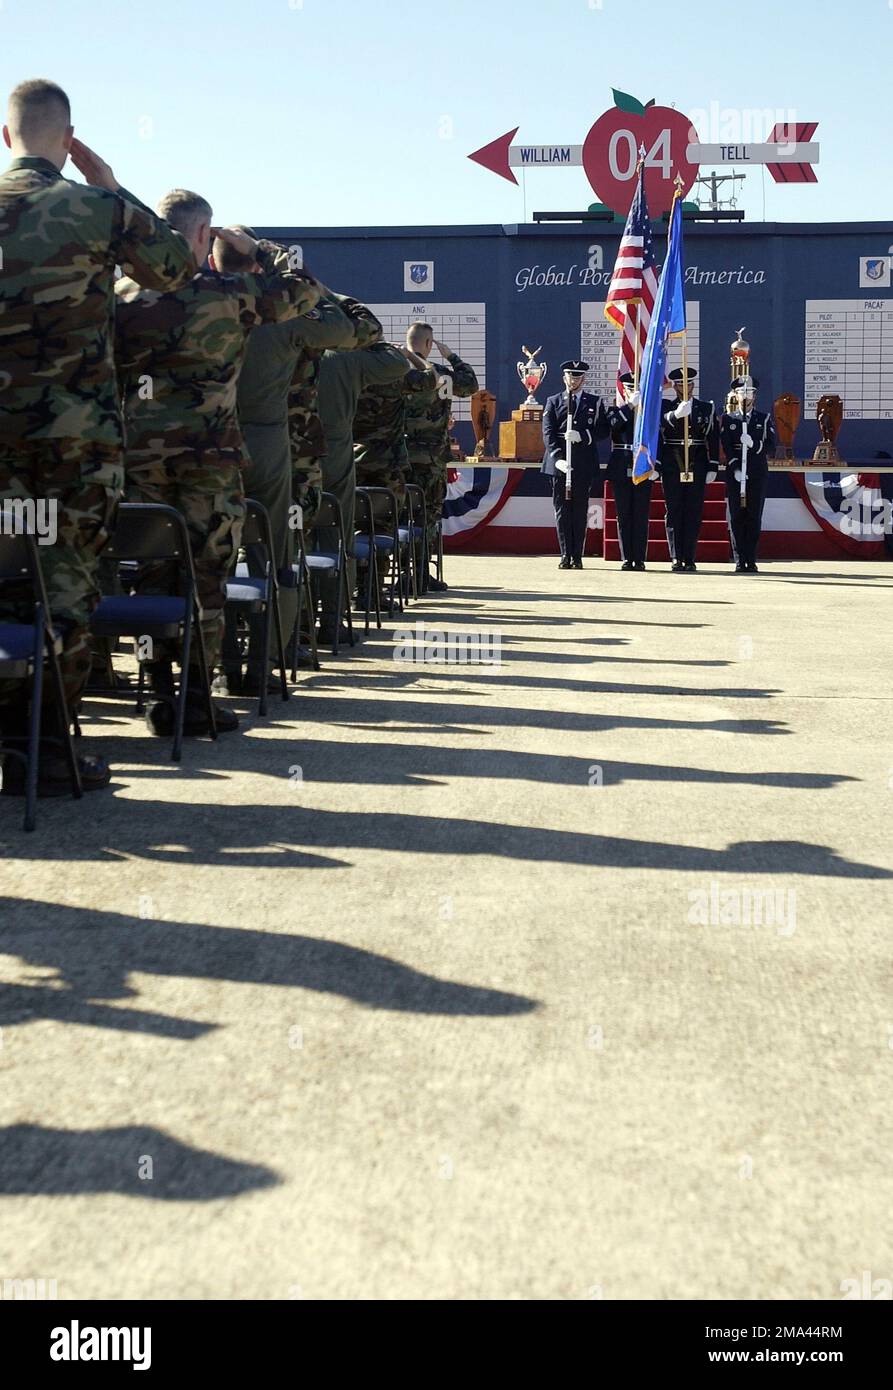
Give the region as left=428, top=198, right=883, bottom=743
left=304, top=552, right=338, bottom=572
left=90, top=594, right=187, bottom=637
left=397, top=527, right=411, bottom=543
left=0, top=623, right=37, bottom=669
left=352, top=536, right=373, bottom=560
left=225, top=577, right=266, bottom=607
left=373, top=535, right=395, bottom=551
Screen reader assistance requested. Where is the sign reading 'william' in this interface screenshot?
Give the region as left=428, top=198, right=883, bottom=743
left=468, top=90, right=819, bottom=216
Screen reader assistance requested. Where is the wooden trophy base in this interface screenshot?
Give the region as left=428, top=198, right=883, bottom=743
left=812, top=442, right=842, bottom=465
left=499, top=407, right=544, bottom=463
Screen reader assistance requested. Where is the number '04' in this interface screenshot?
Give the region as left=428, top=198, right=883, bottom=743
left=608, top=129, right=672, bottom=181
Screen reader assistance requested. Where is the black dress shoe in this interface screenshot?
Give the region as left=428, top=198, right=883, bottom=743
left=427, top=573, right=449, bottom=591
left=572, top=557, right=583, bottom=569
left=558, top=558, right=571, bottom=570
left=685, top=561, right=697, bottom=572
left=671, top=561, right=686, bottom=573
left=621, top=560, right=634, bottom=571
left=633, top=561, right=646, bottom=571
left=735, top=562, right=747, bottom=574
left=747, top=562, right=759, bottom=573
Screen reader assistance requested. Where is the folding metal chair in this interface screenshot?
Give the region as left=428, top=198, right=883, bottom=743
left=288, top=507, right=321, bottom=678
left=0, top=529, right=82, bottom=830
left=352, top=488, right=382, bottom=635
left=405, top=483, right=429, bottom=597
left=224, top=499, right=289, bottom=716
left=89, top=503, right=216, bottom=762
left=294, top=490, right=355, bottom=660
left=357, top=487, right=412, bottom=618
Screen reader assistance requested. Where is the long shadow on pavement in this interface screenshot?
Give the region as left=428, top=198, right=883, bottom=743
left=0, top=1124, right=278, bottom=1199
left=1, top=807, right=887, bottom=878
left=1, top=898, right=538, bottom=1021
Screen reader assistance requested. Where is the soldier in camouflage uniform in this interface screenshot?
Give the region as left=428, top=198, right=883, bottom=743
left=219, top=286, right=382, bottom=692
left=0, top=80, right=195, bottom=795
left=316, top=343, right=423, bottom=641
left=353, top=348, right=434, bottom=494
left=404, top=323, right=478, bottom=591
left=287, top=293, right=383, bottom=534
left=114, top=211, right=320, bottom=737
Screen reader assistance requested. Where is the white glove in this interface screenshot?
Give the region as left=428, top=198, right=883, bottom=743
left=673, top=398, right=693, bottom=420
left=706, top=471, right=717, bottom=485
left=741, top=429, right=754, bottom=449
left=565, top=428, right=582, bottom=444
left=554, top=457, right=568, bottom=474
left=627, top=389, right=641, bottom=408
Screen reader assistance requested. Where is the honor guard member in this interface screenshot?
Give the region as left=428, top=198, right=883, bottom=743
left=0, top=80, right=196, bottom=797
left=404, top=324, right=479, bottom=591
left=658, top=367, right=719, bottom=572
left=605, top=371, right=651, bottom=570
left=720, top=376, right=776, bottom=573
left=541, top=361, right=608, bottom=569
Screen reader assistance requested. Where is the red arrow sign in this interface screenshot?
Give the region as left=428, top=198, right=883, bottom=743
left=767, top=122, right=818, bottom=183
left=468, top=127, right=519, bottom=185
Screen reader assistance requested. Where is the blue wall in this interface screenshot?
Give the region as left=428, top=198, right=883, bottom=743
left=258, top=219, right=893, bottom=472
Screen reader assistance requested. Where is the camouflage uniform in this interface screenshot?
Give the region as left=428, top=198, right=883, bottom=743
left=287, top=295, right=382, bottom=530
left=353, top=365, right=434, bottom=495
left=0, top=156, right=195, bottom=717
left=405, top=353, right=478, bottom=548
left=114, top=241, right=319, bottom=675
left=221, top=293, right=380, bottom=677
left=315, top=343, right=416, bottom=631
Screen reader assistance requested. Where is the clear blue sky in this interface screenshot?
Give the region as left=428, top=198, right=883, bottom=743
left=1, top=0, right=889, bottom=227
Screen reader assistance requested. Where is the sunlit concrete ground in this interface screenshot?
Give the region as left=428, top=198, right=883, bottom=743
left=1, top=554, right=891, bottom=1300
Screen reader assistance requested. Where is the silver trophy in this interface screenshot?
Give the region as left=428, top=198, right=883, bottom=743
left=516, top=345, right=547, bottom=410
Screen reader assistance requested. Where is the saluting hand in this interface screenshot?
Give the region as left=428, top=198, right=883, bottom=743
left=434, top=339, right=452, bottom=359
left=69, top=138, right=119, bottom=191
left=210, top=225, right=260, bottom=258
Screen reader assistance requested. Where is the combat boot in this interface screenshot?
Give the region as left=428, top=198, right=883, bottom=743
left=143, top=660, right=177, bottom=737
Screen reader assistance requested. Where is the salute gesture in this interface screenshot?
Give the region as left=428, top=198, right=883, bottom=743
left=210, top=225, right=260, bottom=259
left=69, top=138, right=119, bottom=191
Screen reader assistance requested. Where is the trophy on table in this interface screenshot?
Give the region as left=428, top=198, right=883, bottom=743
left=499, top=344, right=548, bottom=462
left=813, top=394, right=844, bottom=465
left=517, top=345, right=547, bottom=409
left=470, top=389, right=497, bottom=460
left=773, top=393, right=801, bottom=462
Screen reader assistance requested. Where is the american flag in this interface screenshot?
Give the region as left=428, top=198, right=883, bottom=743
left=604, top=165, right=657, bottom=399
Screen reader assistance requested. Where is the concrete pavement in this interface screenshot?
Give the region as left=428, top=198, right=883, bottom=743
left=1, top=555, right=891, bottom=1300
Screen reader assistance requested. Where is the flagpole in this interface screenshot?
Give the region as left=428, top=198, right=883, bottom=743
left=673, top=178, right=693, bottom=485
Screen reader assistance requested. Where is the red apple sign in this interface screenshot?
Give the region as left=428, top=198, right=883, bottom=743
left=582, top=91, right=698, bottom=215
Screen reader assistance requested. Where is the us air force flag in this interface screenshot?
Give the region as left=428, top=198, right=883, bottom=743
left=632, top=189, right=687, bottom=482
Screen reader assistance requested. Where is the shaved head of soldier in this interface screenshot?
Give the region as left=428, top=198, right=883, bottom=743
left=157, top=189, right=213, bottom=266
left=211, top=225, right=259, bottom=276
left=407, top=322, right=433, bottom=359
left=3, top=79, right=73, bottom=168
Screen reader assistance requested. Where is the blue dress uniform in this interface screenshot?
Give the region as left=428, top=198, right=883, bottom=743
left=658, top=370, right=719, bottom=571
left=720, top=394, right=776, bottom=572
left=541, top=363, right=608, bottom=567
left=605, top=400, right=652, bottom=567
